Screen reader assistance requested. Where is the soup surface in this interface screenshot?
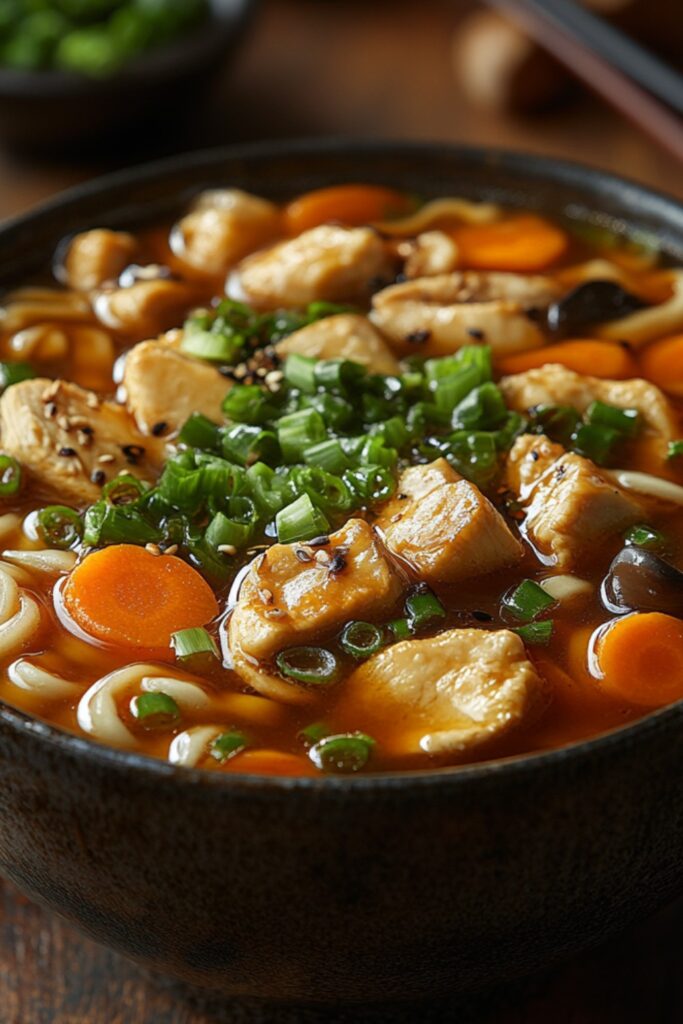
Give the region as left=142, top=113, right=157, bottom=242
left=0, top=183, right=681, bottom=775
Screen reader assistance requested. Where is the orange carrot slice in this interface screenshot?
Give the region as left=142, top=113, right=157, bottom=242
left=63, top=545, right=218, bottom=656
left=224, top=749, right=316, bottom=777
left=284, top=184, right=413, bottom=235
left=497, top=340, right=638, bottom=378
left=452, top=214, right=568, bottom=271
left=638, top=334, right=683, bottom=398
left=595, top=612, right=683, bottom=708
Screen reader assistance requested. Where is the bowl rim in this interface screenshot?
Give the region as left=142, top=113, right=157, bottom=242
left=1, top=135, right=681, bottom=793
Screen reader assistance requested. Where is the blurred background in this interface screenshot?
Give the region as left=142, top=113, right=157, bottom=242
left=0, top=0, right=681, bottom=221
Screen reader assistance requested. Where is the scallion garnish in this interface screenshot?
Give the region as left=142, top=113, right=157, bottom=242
left=340, top=621, right=384, bottom=658
left=171, top=626, right=219, bottom=661
left=132, top=692, right=180, bottom=724
left=405, top=585, right=446, bottom=632
left=0, top=454, right=21, bottom=497
left=513, top=620, right=554, bottom=645
left=624, top=524, right=665, bottom=549
left=304, top=438, right=351, bottom=475
left=503, top=579, right=555, bottom=622
left=275, top=646, right=339, bottom=686
left=667, top=440, right=683, bottom=460
left=210, top=729, right=248, bottom=762
left=571, top=423, right=621, bottom=465
left=308, top=732, right=376, bottom=773
left=388, top=617, right=413, bottom=641
left=82, top=502, right=159, bottom=547
left=37, top=505, right=82, bottom=550
left=277, top=408, right=327, bottom=463
left=276, top=494, right=330, bottom=544
left=0, top=361, right=34, bottom=393
left=586, top=400, right=641, bottom=439
left=284, top=353, right=317, bottom=393
left=102, top=473, right=148, bottom=506
left=179, top=412, right=221, bottom=450
left=298, top=722, right=332, bottom=747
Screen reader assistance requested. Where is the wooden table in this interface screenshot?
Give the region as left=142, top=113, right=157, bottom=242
left=0, top=1, right=681, bottom=1020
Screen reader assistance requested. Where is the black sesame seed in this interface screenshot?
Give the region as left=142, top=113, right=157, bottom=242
left=467, top=327, right=485, bottom=340
left=531, top=450, right=540, bottom=462
left=328, top=553, right=347, bottom=574
left=308, top=535, right=330, bottom=548
left=294, top=548, right=313, bottom=563
left=404, top=329, right=431, bottom=346
left=472, top=610, right=493, bottom=623
left=121, top=443, right=145, bottom=465
left=58, top=447, right=77, bottom=457
left=151, top=421, right=168, bottom=437
left=90, top=469, right=106, bottom=486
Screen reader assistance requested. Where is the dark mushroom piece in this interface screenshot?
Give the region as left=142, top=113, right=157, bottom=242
left=601, top=546, right=683, bottom=617
left=546, top=280, right=648, bottom=337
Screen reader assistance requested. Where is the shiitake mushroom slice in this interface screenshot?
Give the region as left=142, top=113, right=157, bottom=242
left=601, top=546, right=683, bottom=617
left=546, top=280, right=648, bottom=336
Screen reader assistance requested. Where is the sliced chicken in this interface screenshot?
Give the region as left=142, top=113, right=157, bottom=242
left=376, top=461, right=522, bottom=584
left=234, top=225, right=393, bottom=308
left=62, top=229, right=137, bottom=291
left=505, top=434, right=642, bottom=568
left=122, top=341, right=229, bottom=436
left=370, top=271, right=560, bottom=357
left=227, top=519, right=403, bottom=704
left=500, top=363, right=677, bottom=440
left=93, top=279, right=197, bottom=337
left=392, top=457, right=461, bottom=500
left=0, top=379, right=165, bottom=505
left=401, top=231, right=460, bottom=278
left=171, top=189, right=281, bottom=276
left=277, top=313, right=400, bottom=374
left=339, top=628, right=543, bottom=755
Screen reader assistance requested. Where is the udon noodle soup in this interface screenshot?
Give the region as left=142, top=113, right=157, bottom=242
left=0, top=183, right=681, bottom=775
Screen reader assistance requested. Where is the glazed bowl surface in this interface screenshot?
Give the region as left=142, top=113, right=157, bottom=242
left=0, top=140, right=681, bottom=1006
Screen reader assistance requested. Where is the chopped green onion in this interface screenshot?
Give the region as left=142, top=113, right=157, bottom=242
left=172, top=626, right=219, bottom=661
left=179, top=412, right=221, bottom=450
left=314, top=358, right=366, bottom=393
left=453, top=344, right=493, bottom=382
left=0, top=362, right=34, bottom=392
left=494, top=411, right=526, bottom=451
left=132, top=692, right=180, bottom=724
left=308, top=732, right=375, bottom=773
left=451, top=383, right=507, bottom=431
left=304, top=438, right=351, bottom=475
left=246, top=463, right=289, bottom=519
left=288, top=466, right=353, bottom=513
left=388, top=617, right=413, bottom=641
left=440, top=431, right=498, bottom=487
left=529, top=405, right=581, bottom=447
left=340, top=621, right=384, bottom=658
left=503, top=579, right=555, bottom=622
left=359, top=435, right=398, bottom=469
left=82, top=502, right=159, bottom=547
left=276, top=493, right=330, bottom=544
left=221, top=424, right=279, bottom=467
left=158, top=459, right=205, bottom=514
left=37, top=505, right=82, bottom=550
left=210, top=730, right=248, bottom=763
left=667, top=440, right=683, bottom=460
left=298, top=722, right=332, bottom=746
left=102, top=473, right=148, bottom=506
left=624, top=524, right=665, bottom=550
left=586, top=400, right=641, bottom=439
left=204, top=511, right=252, bottom=552
left=277, top=408, right=327, bottom=463
left=431, top=365, right=481, bottom=414
left=344, top=465, right=396, bottom=504
left=275, top=646, right=339, bottom=686
left=513, top=620, right=554, bottom=645
left=284, top=353, right=316, bottom=394
left=405, top=585, right=446, bottom=631
left=370, top=416, right=409, bottom=450
left=571, top=423, right=621, bottom=465
left=0, top=454, right=21, bottom=497
left=222, top=385, right=278, bottom=425
left=302, top=393, right=355, bottom=431
left=180, top=319, right=245, bottom=364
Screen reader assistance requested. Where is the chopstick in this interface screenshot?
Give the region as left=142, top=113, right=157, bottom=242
left=483, top=0, right=683, bottom=164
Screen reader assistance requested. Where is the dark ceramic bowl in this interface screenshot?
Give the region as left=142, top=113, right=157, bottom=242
left=0, top=141, right=682, bottom=1010
left=0, top=0, right=256, bottom=151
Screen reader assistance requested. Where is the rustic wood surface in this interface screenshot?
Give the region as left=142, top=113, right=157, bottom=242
left=0, top=1, right=681, bottom=1021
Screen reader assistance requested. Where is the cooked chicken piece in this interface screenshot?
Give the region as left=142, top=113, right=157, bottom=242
left=63, top=229, right=137, bottom=291
left=93, top=279, right=196, bottom=337
left=234, top=225, right=392, bottom=308
left=228, top=519, right=403, bottom=704
left=370, top=272, right=560, bottom=357
left=171, top=189, right=281, bottom=276
left=392, top=457, right=461, bottom=500
left=277, top=313, right=400, bottom=374
left=505, top=434, right=642, bottom=568
left=0, top=379, right=165, bottom=505
left=402, top=231, right=460, bottom=278
left=122, top=341, right=229, bottom=435
left=339, top=628, right=543, bottom=755
left=500, top=363, right=676, bottom=439
left=598, top=269, right=683, bottom=346
left=376, top=462, right=522, bottom=583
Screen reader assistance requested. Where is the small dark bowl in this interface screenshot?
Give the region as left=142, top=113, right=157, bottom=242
left=0, top=0, right=256, bottom=151
left=0, top=141, right=681, bottom=1011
